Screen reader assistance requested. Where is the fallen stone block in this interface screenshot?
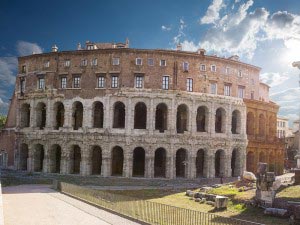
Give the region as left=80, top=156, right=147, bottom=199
left=243, top=171, right=256, bottom=182
left=264, top=208, right=289, bottom=217
left=215, top=196, right=229, bottom=209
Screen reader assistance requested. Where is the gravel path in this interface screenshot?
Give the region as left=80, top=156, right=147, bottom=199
left=2, top=184, right=141, bottom=225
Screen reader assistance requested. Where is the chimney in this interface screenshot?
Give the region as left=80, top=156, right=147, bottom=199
left=176, top=43, right=182, bottom=51
left=51, top=45, right=58, bottom=52
left=197, top=48, right=206, bottom=56
left=77, top=43, right=82, bottom=50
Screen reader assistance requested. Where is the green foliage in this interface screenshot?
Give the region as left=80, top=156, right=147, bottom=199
left=0, top=114, right=6, bottom=129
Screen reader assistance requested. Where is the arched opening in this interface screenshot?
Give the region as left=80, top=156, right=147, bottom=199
left=196, top=149, right=205, bottom=177
left=36, top=102, right=46, bottom=130
left=215, top=108, right=226, bottom=133
left=231, top=148, right=241, bottom=177
left=113, top=102, right=125, bottom=129
left=134, top=102, right=147, bottom=129
left=72, top=102, right=83, bottom=130
left=196, top=106, right=207, bottom=132
left=20, top=103, right=30, bottom=128
left=49, top=145, right=61, bottom=173
left=70, top=145, right=81, bottom=174
left=176, top=104, right=188, bottom=133
left=231, top=110, right=241, bottom=134
left=33, top=144, right=44, bottom=172
left=268, top=115, right=275, bottom=137
left=92, top=146, right=102, bottom=175
left=20, top=143, right=28, bottom=170
left=155, top=103, right=168, bottom=133
left=215, top=149, right=225, bottom=177
left=154, top=148, right=166, bottom=178
left=246, top=151, right=255, bottom=173
left=111, top=146, right=124, bottom=176
left=259, top=151, right=266, bottom=163
left=54, top=102, right=64, bottom=130
left=259, top=114, right=265, bottom=136
left=132, top=147, right=145, bottom=177
left=176, top=148, right=187, bottom=178
left=93, top=102, right=104, bottom=128
left=268, top=152, right=275, bottom=172
left=246, top=112, right=255, bottom=135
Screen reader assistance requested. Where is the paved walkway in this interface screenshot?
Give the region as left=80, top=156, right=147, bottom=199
left=2, top=185, right=141, bottom=225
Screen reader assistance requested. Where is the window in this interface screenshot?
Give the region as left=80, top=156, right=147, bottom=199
left=160, top=59, right=166, bottom=66
left=44, top=61, right=50, bottom=68
left=22, top=65, right=26, bottom=73
left=64, top=60, right=70, bottom=67
left=97, top=76, right=105, bottom=88
left=186, top=78, right=193, bottom=92
left=81, top=59, right=88, bottom=67
left=226, top=67, right=230, bottom=74
left=162, top=76, right=169, bottom=90
left=183, top=62, right=189, bottom=71
left=91, top=58, right=98, bottom=66
left=148, top=58, right=154, bottom=66
left=238, top=70, right=242, bottom=77
left=200, top=64, right=206, bottom=71
left=211, top=65, right=216, bottom=72
left=20, top=79, right=25, bottom=93
left=38, top=77, right=45, bottom=89
left=73, top=76, right=81, bottom=88
left=224, top=84, right=231, bottom=96
left=210, top=83, right=217, bottom=94
left=87, top=45, right=94, bottom=50
left=111, top=75, right=119, bottom=88
left=238, top=86, right=245, bottom=98
left=136, top=58, right=142, bottom=65
left=112, top=57, right=120, bottom=65
left=61, top=77, right=67, bottom=89
left=251, top=91, right=254, bottom=99
left=135, top=75, right=143, bottom=88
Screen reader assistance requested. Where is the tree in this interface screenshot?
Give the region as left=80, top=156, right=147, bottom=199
left=0, top=115, right=7, bottom=129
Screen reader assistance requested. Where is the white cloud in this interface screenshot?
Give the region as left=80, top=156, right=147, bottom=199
left=161, top=25, right=171, bottom=31
left=173, top=18, right=187, bottom=44
left=0, top=57, right=17, bottom=86
left=17, top=41, right=43, bottom=56
left=200, top=0, right=225, bottom=24
left=260, top=72, right=289, bottom=87
left=0, top=98, right=9, bottom=115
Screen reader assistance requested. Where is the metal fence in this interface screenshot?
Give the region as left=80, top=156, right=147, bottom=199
left=58, top=182, right=264, bottom=225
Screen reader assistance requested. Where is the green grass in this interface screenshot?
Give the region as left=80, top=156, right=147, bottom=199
left=276, top=185, right=300, bottom=201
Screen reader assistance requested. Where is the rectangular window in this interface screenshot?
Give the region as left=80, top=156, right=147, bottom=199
left=44, top=61, right=50, bottom=68
left=251, top=91, right=254, bottom=99
left=210, top=83, right=217, bottom=94
left=97, top=76, right=105, bottom=88
left=135, top=75, right=143, bottom=88
left=160, top=59, right=166, bottom=67
left=20, top=79, right=25, bottom=93
left=186, top=78, right=193, bottom=92
left=91, top=58, right=98, bottom=66
left=211, top=65, right=216, bottom=72
left=136, top=58, right=142, bottom=65
left=81, top=59, right=88, bottom=67
left=64, top=60, right=70, bottom=67
left=162, top=76, right=169, bottom=90
left=238, top=86, right=245, bottom=98
left=238, top=70, right=242, bottom=77
left=200, top=64, right=206, bottom=71
left=112, top=57, right=120, bottom=65
left=224, top=84, right=231, bottom=96
left=22, top=65, right=26, bottom=73
left=73, top=76, right=81, bottom=88
left=111, top=76, right=119, bottom=88
left=38, top=77, right=45, bottom=89
left=183, top=62, right=189, bottom=71
left=226, top=67, right=230, bottom=74
left=148, top=58, right=154, bottom=66
left=61, top=77, right=67, bottom=89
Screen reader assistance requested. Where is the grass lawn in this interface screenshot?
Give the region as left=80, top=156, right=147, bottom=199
left=276, top=185, right=300, bottom=201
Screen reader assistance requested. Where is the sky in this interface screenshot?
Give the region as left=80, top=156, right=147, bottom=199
left=1, top=0, right=300, bottom=122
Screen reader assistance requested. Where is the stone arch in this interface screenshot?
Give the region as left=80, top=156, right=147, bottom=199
left=134, top=102, right=147, bottom=129
left=70, top=145, right=81, bottom=174
left=196, top=106, right=208, bottom=132
left=111, top=146, right=124, bottom=176
left=246, top=151, right=255, bottom=173
left=49, top=144, right=61, bottom=173
left=132, top=147, right=145, bottom=177
left=196, top=149, right=205, bottom=177
left=72, top=101, right=83, bottom=130
left=259, top=114, right=266, bottom=136
left=113, top=101, right=125, bottom=129
left=54, top=102, right=64, bottom=130
left=93, top=101, right=104, bottom=128
left=231, top=110, right=241, bottom=134
left=231, top=148, right=242, bottom=177
left=36, top=102, right=46, bottom=130
left=154, top=148, right=166, bottom=178
left=155, top=103, right=168, bottom=133
left=91, top=146, right=102, bottom=175
left=176, top=104, right=188, bottom=133
left=215, top=149, right=225, bottom=177
left=176, top=148, right=187, bottom=178
left=33, top=144, right=44, bottom=172
left=215, top=108, right=226, bottom=133
left=20, top=143, right=29, bottom=170
left=20, top=103, right=30, bottom=128
left=259, top=151, right=266, bottom=163
left=246, top=112, right=255, bottom=135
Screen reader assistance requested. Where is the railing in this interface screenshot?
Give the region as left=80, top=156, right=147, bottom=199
left=58, top=182, right=264, bottom=225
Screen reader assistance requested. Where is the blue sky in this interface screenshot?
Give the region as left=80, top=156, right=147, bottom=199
left=1, top=0, right=300, bottom=122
